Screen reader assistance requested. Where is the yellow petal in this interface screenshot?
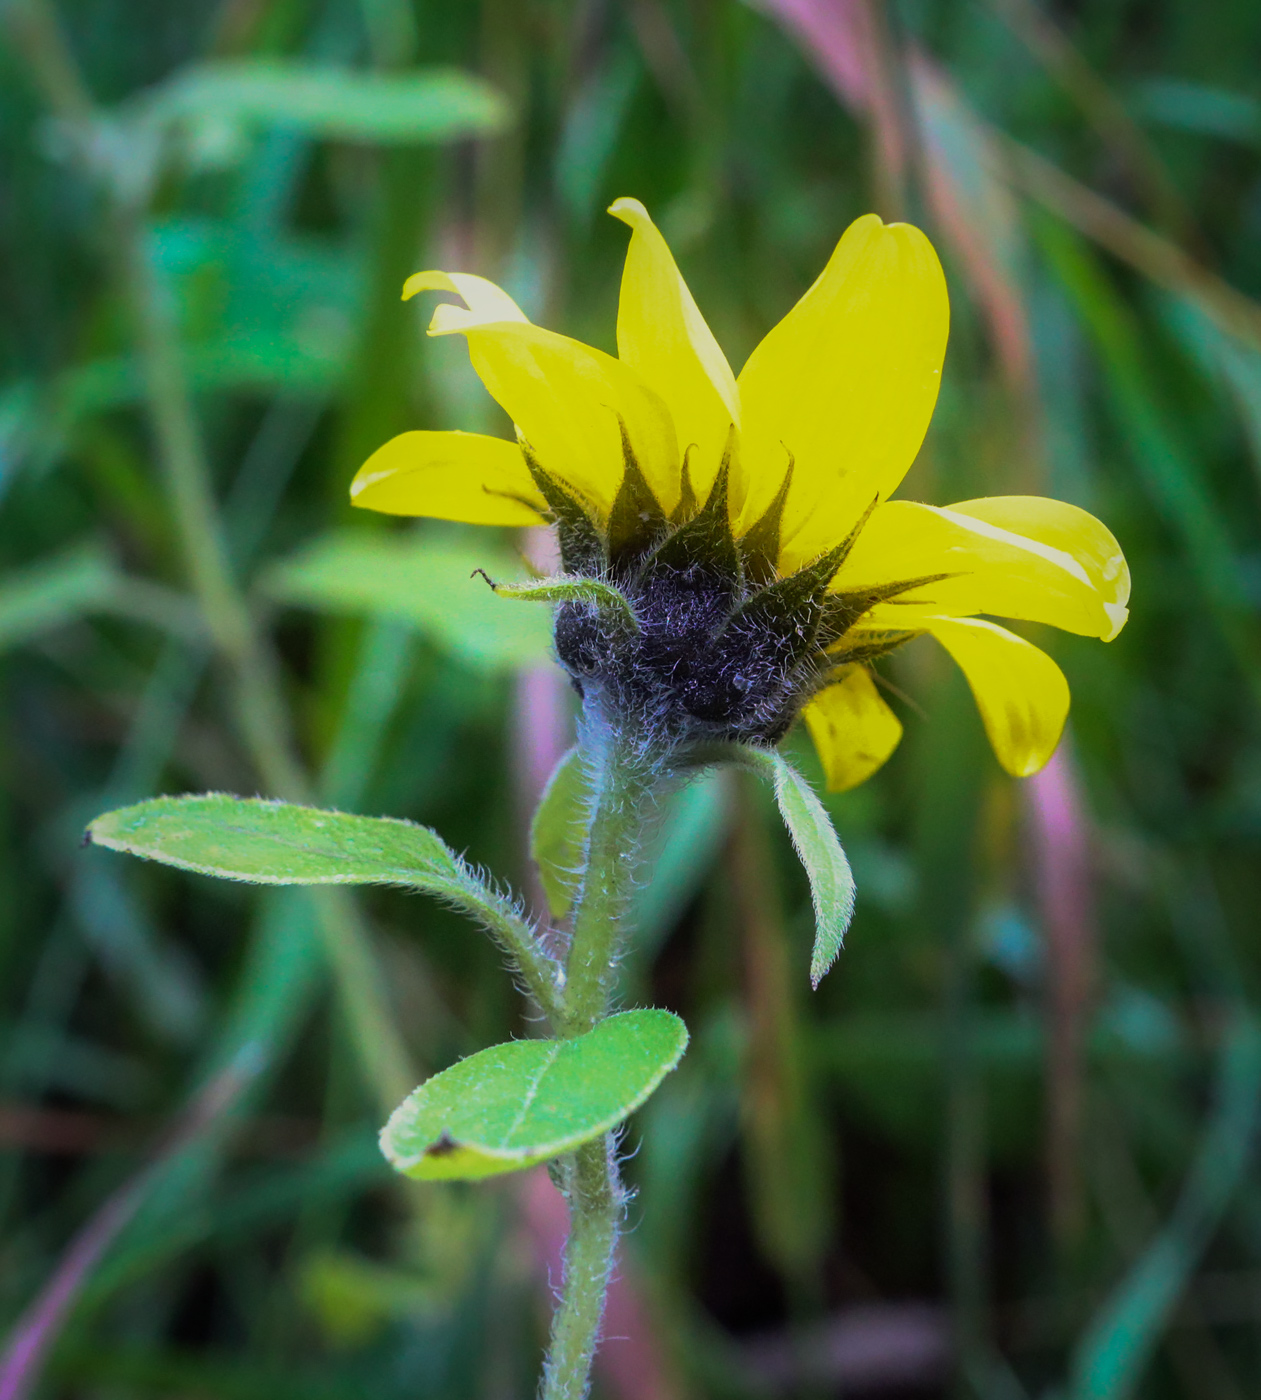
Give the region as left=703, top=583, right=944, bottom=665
left=412, top=275, right=679, bottom=518
left=350, top=430, right=546, bottom=526
left=402, top=270, right=529, bottom=324
left=738, top=215, right=949, bottom=562
left=834, top=500, right=1121, bottom=640
left=948, top=496, right=1130, bottom=638
left=928, top=617, right=1068, bottom=777
left=608, top=197, right=739, bottom=500
left=803, top=666, right=904, bottom=792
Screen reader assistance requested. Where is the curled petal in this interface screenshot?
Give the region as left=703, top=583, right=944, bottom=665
left=350, top=430, right=547, bottom=525
left=834, top=500, right=1123, bottom=640
left=609, top=197, right=739, bottom=502
left=417, top=280, right=678, bottom=518
left=928, top=617, right=1069, bottom=777
left=402, top=270, right=529, bottom=325
left=739, top=215, right=948, bottom=562
left=803, top=666, right=904, bottom=792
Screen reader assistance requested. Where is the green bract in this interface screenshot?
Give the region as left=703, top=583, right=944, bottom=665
left=737, top=747, right=856, bottom=987
left=380, top=1009, right=688, bottom=1181
left=488, top=574, right=641, bottom=633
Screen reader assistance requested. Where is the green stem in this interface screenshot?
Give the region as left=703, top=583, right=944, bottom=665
left=540, top=724, right=664, bottom=1400
left=540, top=1138, right=623, bottom=1400
left=115, top=207, right=308, bottom=804
left=561, top=729, right=656, bottom=1036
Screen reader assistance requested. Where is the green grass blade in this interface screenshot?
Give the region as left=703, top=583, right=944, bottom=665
left=1071, top=1013, right=1261, bottom=1399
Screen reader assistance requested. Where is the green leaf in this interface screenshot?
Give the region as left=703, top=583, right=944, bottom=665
left=488, top=575, right=640, bottom=631
left=143, top=60, right=510, bottom=146
left=530, top=746, right=589, bottom=920
left=88, top=795, right=472, bottom=890
left=87, top=796, right=563, bottom=1023
left=260, top=531, right=553, bottom=671
left=380, top=1009, right=688, bottom=1182
left=738, top=747, right=855, bottom=987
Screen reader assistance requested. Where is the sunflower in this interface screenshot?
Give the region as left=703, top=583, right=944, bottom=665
left=351, top=198, right=1129, bottom=790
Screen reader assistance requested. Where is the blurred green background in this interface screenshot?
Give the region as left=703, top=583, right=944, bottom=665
left=2, top=0, right=1261, bottom=1396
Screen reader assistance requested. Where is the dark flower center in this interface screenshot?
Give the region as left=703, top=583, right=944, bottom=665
left=524, top=435, right=935, bottom=751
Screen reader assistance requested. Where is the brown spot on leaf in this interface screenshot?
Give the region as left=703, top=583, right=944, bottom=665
left=424, top=1130, right=459, bottom=1157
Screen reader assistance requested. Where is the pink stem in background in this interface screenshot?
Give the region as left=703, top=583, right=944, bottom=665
left=909, top=56, right=1035, bottom=397
left=752, top=0, right=871, bottom=105
left=1024, top=746, right=1096, bottom=1247
left=758, top=0, right=1080, bottom=1248
left=518, top=1167, right=684, bottom=1400
left=513, top=526, right=571, bottom=925
left=754, top=0, right=1036, bottom=400
left=0, top=1052, right=260, bottom=1400
left=755, top=0, right=905, bottom=211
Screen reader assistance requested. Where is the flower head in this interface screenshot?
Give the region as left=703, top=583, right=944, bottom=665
left=351, top=199, right=1129, bottom=788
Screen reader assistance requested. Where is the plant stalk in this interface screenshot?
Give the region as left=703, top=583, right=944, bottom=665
left=560, top=727, right=656, bottom=1036
left=115, top=206, right=309, bottom=804
left=540, top=723, right=663, bottom=1400
left=540, top=1138, right=623, bottom=1400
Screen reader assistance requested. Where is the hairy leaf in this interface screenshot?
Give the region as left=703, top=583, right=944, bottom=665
left=487, top=574, right=639, bottom=631
left=380, top=1009, right=688, bottom=1181
left=89, top=795, right=472, bottom=889
left=737, top=748, right=855, bottom=986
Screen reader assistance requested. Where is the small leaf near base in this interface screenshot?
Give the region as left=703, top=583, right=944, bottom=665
left=735, top=747, right=855, bottom=986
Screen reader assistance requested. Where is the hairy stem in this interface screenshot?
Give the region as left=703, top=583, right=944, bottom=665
left=560, top=727, right=656, bottom=1036
left=540, top=1138, right=623, bottom=1400
left=540, top=723, right=664, bottom=1400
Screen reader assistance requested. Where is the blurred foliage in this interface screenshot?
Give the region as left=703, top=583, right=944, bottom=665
left=1, top=0, right=1261, bottom=1397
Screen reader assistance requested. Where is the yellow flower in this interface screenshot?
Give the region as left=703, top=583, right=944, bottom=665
left=351, top=198, right=1129, bottom=790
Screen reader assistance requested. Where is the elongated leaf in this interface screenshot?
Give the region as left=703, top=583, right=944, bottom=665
left=1161, top=291, right=1261, bottom=489
left=737, top=747, right=855, bottom=987
left=380, top=1009, right=688, bottom=1181
left=89, top=795, right=469, bottom=890
left=261, top=532, right=552, bottom=671
left=489, top=575, right=639, bottom=631
left=144, top=61, right=510, bottom=145
left=530, top=746, right=589, bottom=920
left=1134, top=79, right=1261, bottom=145
left=87, top=796, right=561, bottom=1020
